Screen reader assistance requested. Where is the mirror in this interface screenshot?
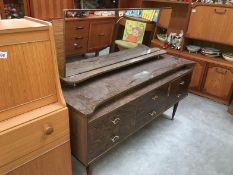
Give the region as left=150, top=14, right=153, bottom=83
left=53, top=8, right=164, bottom=81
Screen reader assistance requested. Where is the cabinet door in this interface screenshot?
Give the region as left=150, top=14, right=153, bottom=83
left=187, top=6, right=233, bottom=45
left=30, top=0, right=74, bottom=19
left=88, top=20, right=115, bottom=52
left=189, top=61, right=206, bottom=91
left=203, top=65, right=233, bottom=103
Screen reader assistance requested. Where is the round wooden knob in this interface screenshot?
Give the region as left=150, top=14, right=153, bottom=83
left=44, top=125, right=54, bottom=135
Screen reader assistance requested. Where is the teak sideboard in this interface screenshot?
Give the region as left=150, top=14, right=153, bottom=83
left=62, top=46, right=195, bottom=174
left=151, top=3, right=233, bottom=105
left=0, top=17, right=72, bottom=175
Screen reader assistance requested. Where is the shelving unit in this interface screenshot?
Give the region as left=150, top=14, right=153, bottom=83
left=151, top=2, right=233, bottom=105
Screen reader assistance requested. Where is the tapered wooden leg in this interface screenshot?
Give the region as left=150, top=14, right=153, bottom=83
left=172, top=102, right=179, bottom=120
left=86, top=166, right=91, bottom=175
left=95, top=51, right=100, bottom=57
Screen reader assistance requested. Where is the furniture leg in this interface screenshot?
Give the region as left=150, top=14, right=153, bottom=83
left=95, top=51, right=100, bottom=57
left=172, top=102, right=179, bottom=120
left=86, top=166, right=91, bottom=175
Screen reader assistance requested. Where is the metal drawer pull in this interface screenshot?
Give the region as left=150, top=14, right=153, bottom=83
left=111, top=136, right=120, bottom=143
left=75, top=36, right=83, bottom=40
left=98, top=33, right=105, bottom=36
left=180, top=81, right=185, bottom=85
left=112, top=118, right=120, bottom=125
left=214, top=9, right=227, bottom=15
left=177, top=94, right=182, bottom=98
left=149, top=111, right=157, bottom=117
left=75, top=26, right=84, bottom=30
left=74, top=43, right=82, bottom=49
left=152, top=95, right=159, bottom=101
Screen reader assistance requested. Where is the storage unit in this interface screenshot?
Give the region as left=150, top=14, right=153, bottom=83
left=0, top=17, right=72, bottom=175
left=64, top=16, right=115, bottom=57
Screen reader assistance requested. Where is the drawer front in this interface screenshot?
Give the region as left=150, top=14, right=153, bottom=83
left=66, top=37, right=88, bottom=56
left=88, top=102, right=136, bottom=161
left=167, top=73, right=192, bottom=108
left=0, top=108, right=69, bottom=167
left=88, top=20, right=114, bottom=51
left=65, top=21, right=89, bottom=38
left=136, top=84, right=168, bottom=128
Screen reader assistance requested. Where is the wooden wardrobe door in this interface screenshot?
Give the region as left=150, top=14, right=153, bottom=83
left=203, top=65, right=233, bottom=103
left=30, top=0, right=74, bottom=20
left=88, top=20, right=115, bottom=52
left=189, top=61, right=206, bottom=91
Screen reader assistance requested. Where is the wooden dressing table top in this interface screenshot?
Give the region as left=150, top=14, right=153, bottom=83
left=63, top=46, right=194, bottom=116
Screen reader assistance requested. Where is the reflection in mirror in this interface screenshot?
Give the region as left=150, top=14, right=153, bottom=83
left=53, top=8, right=166, bottom=80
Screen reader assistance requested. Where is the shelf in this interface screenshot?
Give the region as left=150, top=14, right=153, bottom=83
left=151, top=39, right=181, bottom=56
left=191, top=2, right=233, bottom=8
left=142, top=0, right=190, bottom=5
left=180, top=51, right=233, bottom=68
left=185, top=35, right=233, bottom=47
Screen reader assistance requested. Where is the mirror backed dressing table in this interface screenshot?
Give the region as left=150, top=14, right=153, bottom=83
left=61, top=45, right=195, bottom=174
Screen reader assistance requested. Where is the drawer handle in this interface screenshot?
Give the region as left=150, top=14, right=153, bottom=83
left=74, top=43, right=82, bottom=49
left=111, top=136, right=120, bottom=143
left=75, top=26, right=84, bottom=30
left=149, top=111, right=157, bottom=117
left=180, top=81, right=185, bottom=85
left=112, top=118, right=120, bottom=125
left=152, top=95, right=159, bottom=101
left=177, top=94, right=182, bottom=98
left=75, top=36, right=83, bottom=40
left=98, top=33, right=105, bottom=36
left=214, top=9, right=227, bottom=15
left=44, top=126, right=54, bottom=135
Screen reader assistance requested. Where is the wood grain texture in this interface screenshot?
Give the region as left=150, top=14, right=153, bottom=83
left=52, top=19, right=66, bottom=77
left=63, top=54, right=194, bottom=116
left=6, top=142, right=72, bottom=175
left=157, top=8, right=172, bottom=29
left=186, top=5, right=233, bottom=45
left=203, top=65, right=233, bottom=103
left=30, top=0, right=74, bottom=20
left=0, top=18, right=71, bottom=175
left=0, top=108, right=69, bottom=168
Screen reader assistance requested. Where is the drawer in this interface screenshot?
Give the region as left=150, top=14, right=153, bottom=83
left=167, top=73, right=192, bottom=108
left=0, top=108, right=69, bottom=167
left=87, top=102, right=136, bottom=161
left=136, top=84, right=168, bottom=128
left=65, top=37, right=88, bottom=56
left=65, top=21, right=89, bottom=38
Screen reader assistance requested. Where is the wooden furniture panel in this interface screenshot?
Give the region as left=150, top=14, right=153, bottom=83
left=7, top=142, right=72, bottom=175
left=88, top=20, right=115, bottom=52
left=186, top=5, right=233, bottom=45
left=189, top=61, right=206, bottom=91
left=167, top=73, right=191, bottom=108
left=0, top=17, right=72, bottom=175
left=0, top=108, right=69, bottom=169
left=66, top=37, right=88, bottom=56
left=30, top=0, right=74, bottom=20
left=65, top=20, right=90, bottom=38
left=88, top=101, right=136, bottom=162
left=157, top=8, right=172, bottom=29
left=203, top=64, right=233, bottom=103
left=136, top=84, right=168, bottom=128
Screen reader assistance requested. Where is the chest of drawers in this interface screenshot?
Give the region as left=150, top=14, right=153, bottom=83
left=62, top=46, right=195, bottom=171
left=0, top=17, right=72, bottom=175
left=65, top=16, right=115, bottom=57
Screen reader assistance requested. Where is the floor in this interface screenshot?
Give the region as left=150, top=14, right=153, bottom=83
left=72, top=94, right=233, bottom=175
